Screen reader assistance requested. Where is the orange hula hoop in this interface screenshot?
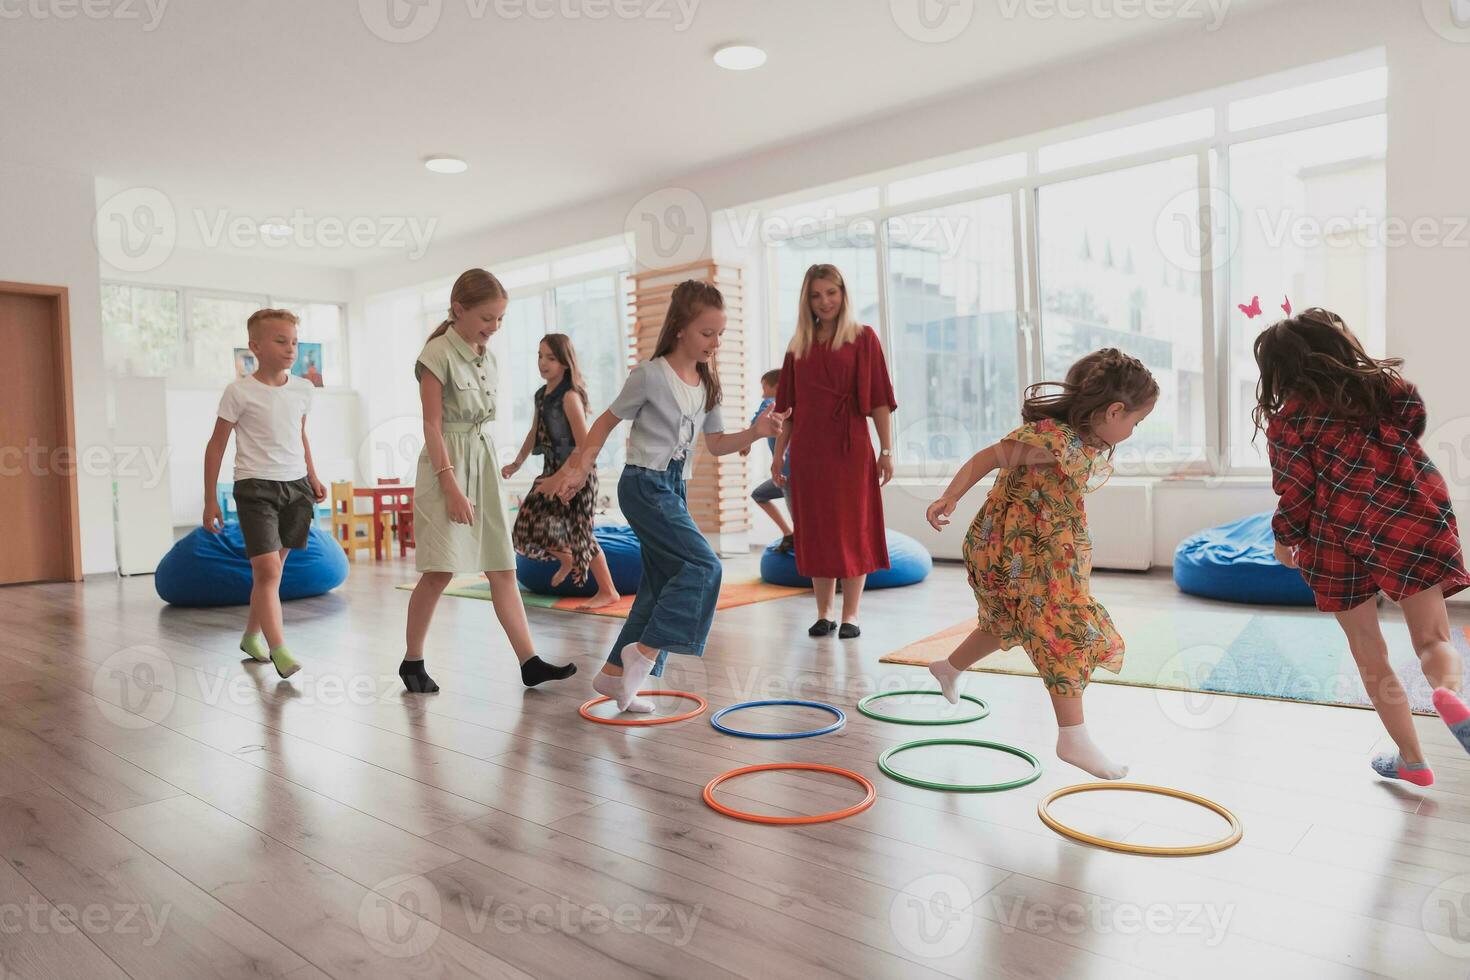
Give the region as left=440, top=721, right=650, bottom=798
left=703, top=763, right=877, bottom=825
left=578, top=690, right=708, bottom=726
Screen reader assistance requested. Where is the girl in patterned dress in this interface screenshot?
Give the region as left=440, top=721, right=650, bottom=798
left=925, top=349, right=1158, bottom=779
left=1256, top=308, right=1470, bottom=787
left=503, top=334, right=621, bottom=610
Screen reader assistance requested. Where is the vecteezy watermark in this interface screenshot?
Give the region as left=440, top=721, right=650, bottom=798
left=889, top=874, right=975, bottom=959
left=890, top=0, right=974, bottom=43
left=625, top=187, right=709, bottom=271
left=1423, top=873, right=1470, bottom=959
left=996, top=0, right=1229, bottom=31
left=92, top=645, right=177, bottom=730
left=0, top=0, right=169, bottom=30
left=359, top=875, right=443, bottom=959
left=96, top=188, right=438, bottom=273
left=358, top=0, right=698, bottom=43
left=1423, top=0, right=1470, bottom=43
left=718, top=207, right=970, bottom=259
left=986, top=894, right=1235, bottom=946
left=0, top=440, right=170, bottom=489
left=0, top=899, right=171, bottom=945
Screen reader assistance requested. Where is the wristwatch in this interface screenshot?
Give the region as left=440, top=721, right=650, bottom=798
left=879, top=449, right=893, bottom=457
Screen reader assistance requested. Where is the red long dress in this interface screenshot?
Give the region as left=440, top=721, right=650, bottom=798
left=775, top=325, right=898, bottom=579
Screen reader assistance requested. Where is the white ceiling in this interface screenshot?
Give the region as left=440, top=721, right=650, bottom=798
left=4, top=0, right=1286, bottom=267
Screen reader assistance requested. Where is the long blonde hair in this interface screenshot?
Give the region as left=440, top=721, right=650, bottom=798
left=428, top=268, right=507, bottom=341
left=652, top=280, right=723, bottom=413
left=788, top=263, right=862, bottom=358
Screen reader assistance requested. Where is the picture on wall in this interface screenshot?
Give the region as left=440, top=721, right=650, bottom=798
left=233, top=348, right=257, bottom=378
left=293, top=342, right=325, bottom=387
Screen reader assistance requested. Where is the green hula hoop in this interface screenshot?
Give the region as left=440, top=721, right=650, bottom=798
left=878, top=738, right=1042, bottom=792
left=857, top=689, right=990, bottom=725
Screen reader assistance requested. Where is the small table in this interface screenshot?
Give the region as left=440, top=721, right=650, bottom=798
left=353, top=485, right=415, bottom=560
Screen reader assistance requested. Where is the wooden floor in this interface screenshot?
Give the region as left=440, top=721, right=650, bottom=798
left=3, top=556, right=1470, bottom=979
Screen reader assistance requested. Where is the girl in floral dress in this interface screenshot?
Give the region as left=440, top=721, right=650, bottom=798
left=925, top=349, right=1158, bottom=779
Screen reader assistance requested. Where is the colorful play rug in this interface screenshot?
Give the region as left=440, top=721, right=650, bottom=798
left=880, top=604, right=1470, bottom=715
left=395, top=576, right=808, bottom=619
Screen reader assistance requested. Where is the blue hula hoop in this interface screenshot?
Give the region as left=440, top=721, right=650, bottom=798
left=709, top=699, right=847, bottom=740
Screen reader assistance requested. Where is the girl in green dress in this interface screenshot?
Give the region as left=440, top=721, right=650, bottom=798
left=400, top=268, right=576, bottom=694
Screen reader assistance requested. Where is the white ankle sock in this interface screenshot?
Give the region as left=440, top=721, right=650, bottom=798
left=1056, top=723, right=1128, bottom=780
left=592, top=671, right=653, bottom=713
left=927, top=658, right=963, bottom=704
left=604, top=643, right=658, bottom=712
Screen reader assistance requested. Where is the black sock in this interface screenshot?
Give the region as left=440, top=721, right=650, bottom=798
left=398, top=658, right=439, bottom=694
left=521, top=655, right=577, bottom=687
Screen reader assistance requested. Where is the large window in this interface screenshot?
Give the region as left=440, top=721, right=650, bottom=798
left=101, top=283, right=180, bottom=377
left=1038, top=156, right=1206, bottom=464
left=755, top=53, right=1386, bottom=477
left=886, top=195, right=1019, bottom=468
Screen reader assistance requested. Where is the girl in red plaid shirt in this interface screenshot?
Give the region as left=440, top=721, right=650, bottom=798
left=1256, top=308, right=1470, bottom=787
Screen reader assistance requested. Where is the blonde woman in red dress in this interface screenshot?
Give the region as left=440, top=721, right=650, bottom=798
left=772, top=264, right=897, bottom=638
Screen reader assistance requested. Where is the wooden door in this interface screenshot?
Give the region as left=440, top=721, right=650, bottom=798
left=0, top=282, right=82, bottom=584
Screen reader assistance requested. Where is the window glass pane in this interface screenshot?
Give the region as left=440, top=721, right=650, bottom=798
left=554, top=275, right=625, bottom=470
left=498, top=264, right=550, bottom=290
left=189, top=294, right=265, bottom=385
left=1037, top=156, right=1205, bottom=466
left=1227, top=115, right=1386, bottom=468
left=1039, top=109, right=1214, bottom=173
left=887, top=153, right=1027, bottom=207
left=503, top=294, right=547, bottom=454
left=277, top=301, right=345, bottom=386
left=101, top=283, right=180, bottom=377
left=765, top=188, right=881, bottom=239
left=1229, top=67, right=1386, bottom=131
left=552, top=244, right=630, bottom=279
left=886, top=195, right=1019, bottom=469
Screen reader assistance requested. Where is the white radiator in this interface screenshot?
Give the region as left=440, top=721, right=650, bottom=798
left=882, top=479, right=1154, bottom=570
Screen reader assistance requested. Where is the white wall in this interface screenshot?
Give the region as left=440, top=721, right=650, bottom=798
left=0, top=164, right=116, bottom=575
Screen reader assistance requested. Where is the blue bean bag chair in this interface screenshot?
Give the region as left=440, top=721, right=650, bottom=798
left=515, top=524, right=643, bottom=598
left=155, top=522, right=348, bottom=607
left=1173, top=512, right=1315, bottom=606
left=761, top=528, right=932, bottom=589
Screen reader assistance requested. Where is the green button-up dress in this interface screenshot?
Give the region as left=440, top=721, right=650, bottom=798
left=412, top=328, right=516, bottom=573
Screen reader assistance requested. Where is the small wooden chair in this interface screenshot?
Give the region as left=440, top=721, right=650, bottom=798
left=377, top=478, right=415, bottom=556
left=331, top=481, right=388, bottom=561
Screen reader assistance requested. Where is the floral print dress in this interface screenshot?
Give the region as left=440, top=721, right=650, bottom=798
left=961, top=419, right=1123, bottom=697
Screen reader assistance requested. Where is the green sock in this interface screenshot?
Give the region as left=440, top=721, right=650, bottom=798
left=269, top=645, right=300, bottom=679
left=240, top=632, right=270, bottom=662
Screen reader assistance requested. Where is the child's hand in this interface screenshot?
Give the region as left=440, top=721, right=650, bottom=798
left=771, top=460, right=786, bottom=488
left=447, top=489, right=476, bottom=525
left=926, top=496, right=956, bottom=531
left=753, top=406, right=788, bottom=439
left=203, top=500, right=223, bottom=533
left=739, top=447, right=750, bottom=457
left=501, top=460, right=521, bottom=480
left=1273, top=540, right=1297, bottom=568
left=309, top=477, right=326, bottom=502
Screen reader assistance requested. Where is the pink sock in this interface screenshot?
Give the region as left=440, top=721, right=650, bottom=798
left=1433, top=687, right=1470, bottom=726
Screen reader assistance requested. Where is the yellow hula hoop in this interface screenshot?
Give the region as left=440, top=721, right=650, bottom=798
left=1037, top=782, right=1243, bottom=857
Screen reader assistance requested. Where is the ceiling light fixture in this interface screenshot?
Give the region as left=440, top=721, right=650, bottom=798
left=713, top=44, right=766, bottom=71
left=424, top=156, right=468, bottom=174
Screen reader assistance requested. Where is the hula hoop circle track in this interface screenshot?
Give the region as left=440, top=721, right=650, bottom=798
left=709, top=699, right=846, bottom=739
left=857, top=689, right=991, bottom=725
left=578, top=690, right=708, bottom=726
left=1037, top=782, right=1243, bottom=856
left=703, top=763, right=877, bottom=825
left=877, top=738, right=1041, bottom=792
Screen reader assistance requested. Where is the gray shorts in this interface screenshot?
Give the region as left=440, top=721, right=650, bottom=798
left=751, top=478, right=787, bottom=504
left=234, top=477, right=315, bottom=557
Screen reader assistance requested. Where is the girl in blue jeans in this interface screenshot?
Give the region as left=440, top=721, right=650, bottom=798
left=537, top=280, right=785, bottom=711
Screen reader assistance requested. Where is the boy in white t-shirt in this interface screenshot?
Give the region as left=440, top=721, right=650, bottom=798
left=203, top=309, right=326, bottom=678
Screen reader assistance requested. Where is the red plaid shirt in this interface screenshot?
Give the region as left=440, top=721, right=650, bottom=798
left=1267, top=383, right=1460, bottom=562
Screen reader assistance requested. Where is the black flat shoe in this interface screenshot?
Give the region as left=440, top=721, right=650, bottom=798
left=838, top=623, right=861, bottom=639
left=808, top=619, right=837, bottom=637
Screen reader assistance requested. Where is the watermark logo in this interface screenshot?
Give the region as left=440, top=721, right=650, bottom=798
left=359, top=0, right=442, bottom=42
left=626, top=187, right=708, bottom=271
left=890, top=873, right=974, bottom=958
left=95, top=187, right=176, bottom=274
left=0, top=0, right=169, bottom=30
left=92, top=645, right=176, bottom=730
left=1423, top=873, right=1470, bottom=958
left=0, top=899, right=171, bottom=945
left=1421, top=412, right=1470, bottom=498
left=1155, top=186, right=1238, bottom=274
left=1424, top=0, right=1470, bottom=42
left=995, top=0, right=1229, bottom=31
left=360, top=875, right=443, bottom=958
left=987, top=894, right=1235, bottom=945
left=890, top=0, right=974, bottom=43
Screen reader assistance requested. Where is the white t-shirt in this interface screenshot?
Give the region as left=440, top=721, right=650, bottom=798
left=658, top=357, right=705, bottom=460
left=217, top=375, right=314, bottom=481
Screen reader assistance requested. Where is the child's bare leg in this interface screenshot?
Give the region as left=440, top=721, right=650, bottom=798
left=928, top=628, right=1001, bottom=703
left=1403, top=584, right=1470, bottom=760
left=1335, top=597, right=1427, bottom=766
left=578, top=545, right=621, bottom=610
left=248, top=549, right=289, bottom=651
left=548, top=549, right=576, bottom=588
left=405, top=572, right=452, bottom=661
left=486, top=569, right=577, bottom=687
left=1050, top=688, right=1127, bottom=780
left=757, top=499, right=792, bottom=537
